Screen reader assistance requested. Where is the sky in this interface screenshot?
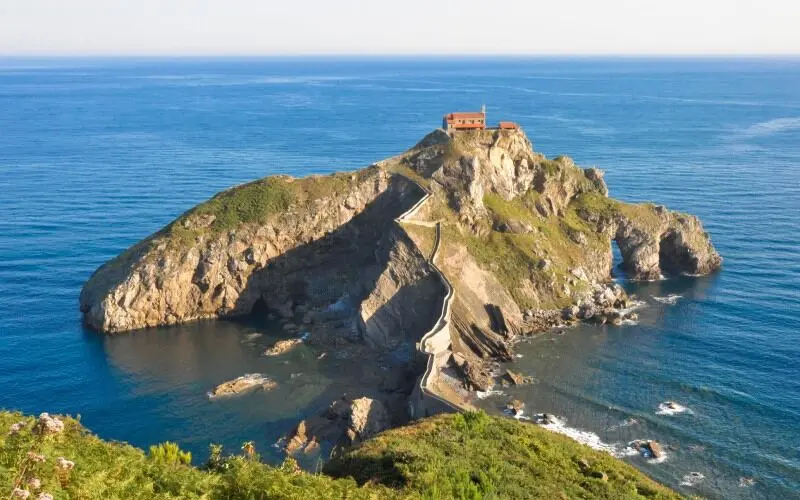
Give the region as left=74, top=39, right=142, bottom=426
left=1, top=0, right=799, bottom=56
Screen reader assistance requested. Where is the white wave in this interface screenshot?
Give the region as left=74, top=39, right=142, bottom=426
left=620, top=319, right=640, bottom=326
left=740, top=117, right=800, bottom=138
left=739, top=477, right=756, bottom=488
left=534, top=414, right=620, bottom=455
left=656, top=401, right=693, bottom=416
left=476, top=389, right=505, bottom=400
left=615, top=446, right=641, bottom=458
left=503, top=408, right=530, bottom=420
left=620, top=300, right=647, bottom=314
left=680, top=472, right=705, bottom=487
left=515, top=354, right=524, bottom=359
left=653, top=294, right=682, bottom=305
left=243, top=333, right=263, bottom=341
left=607, top=418, right=640, bottom=431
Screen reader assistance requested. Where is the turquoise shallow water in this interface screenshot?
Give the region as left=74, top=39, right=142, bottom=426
left=1, top=57, right=798, bottom=498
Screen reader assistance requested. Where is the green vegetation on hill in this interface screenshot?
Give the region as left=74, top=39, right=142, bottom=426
left=161, top=168, right=381, bottom=246
left=1, top=411, right=680, bottom=500
left=451, top=193, right=610, bottom=310
left=326, top=412, right=681, bottom=500
left=188, top=178, right=296, bottom=232
left=0, top=411, right=395, bottom=500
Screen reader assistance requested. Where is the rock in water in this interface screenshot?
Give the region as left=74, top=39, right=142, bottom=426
left=263, top=338, right=303, bottom=357
left=647, top=440, right=664, bottom=459
left=503, top=369, right=529, bottom=386
left=285, top=420, right=309, bottom=454
left=209, top=374, right=277, bottom=398
left=505, top=399, right=525, bottom=416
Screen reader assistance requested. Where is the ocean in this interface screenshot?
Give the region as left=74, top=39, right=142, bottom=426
left=0, top=57, right=798, bottom=498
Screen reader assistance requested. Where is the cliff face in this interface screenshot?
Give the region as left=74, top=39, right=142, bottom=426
left=80, top=167, right=437, bottom=335
left=400, top=129, right=720, bottom=306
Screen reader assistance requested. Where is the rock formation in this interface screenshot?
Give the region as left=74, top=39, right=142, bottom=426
left=208, top=374, right=277, bottom=398
left=284, top=396, right=390, bottom=455
left=81, top=126, right=721, bottom=423
left=263, top=338, right=303, bottom=357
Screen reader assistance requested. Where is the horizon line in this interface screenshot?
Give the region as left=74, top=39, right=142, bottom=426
left=1, top=52, right=799, bottom=59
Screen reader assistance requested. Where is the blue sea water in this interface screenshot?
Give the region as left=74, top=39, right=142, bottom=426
left=0, top=57, right=798, bottom=498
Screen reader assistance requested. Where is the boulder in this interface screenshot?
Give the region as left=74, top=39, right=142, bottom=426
left=285, top=420, right=309, bottom=454
left=578, top=303, right=596, bottom=320
left=630, top=439, right=665, bottom=459
left=284, top=396, right=390, bottom=455
left=495, top=219, right=533, bottom=234
left=506, top=399, right=525, bottom=416
left=264, top=338, right=303, bottom=356
left=539, top=413, right=557, bottom=425
left=209, top=374, right=276, bottom=397
left=503, top=369, right=528, bottom=386
left=34, top=413, right=65, bottom=435
left=562, top=305, right=579, bottom=320
left=647, top=440, right=664, bottom=459
left=349, top=397, right=390, bottom=442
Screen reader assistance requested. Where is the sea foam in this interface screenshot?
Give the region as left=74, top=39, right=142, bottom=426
left=680, top=472, right=705, bottom=487
left=476, top=389, right=505, bottom=400
left=532, top=414, right=621, bottom=456
left=653, top=294, right=682, bottom=305
left=656, top=401, right=693, bottom=416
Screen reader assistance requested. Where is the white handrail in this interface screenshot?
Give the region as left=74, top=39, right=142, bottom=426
left=394, top=174, right=463, bottom=413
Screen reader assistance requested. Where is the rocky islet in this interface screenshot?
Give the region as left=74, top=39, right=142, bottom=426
left=80, top=127, right=721, bottom=454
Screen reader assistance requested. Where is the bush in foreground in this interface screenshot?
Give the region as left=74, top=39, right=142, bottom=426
left=1, top=411, right=681, bottom=499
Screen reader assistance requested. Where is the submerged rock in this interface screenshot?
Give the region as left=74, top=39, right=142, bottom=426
left=209, top=374, right=277, bottom=398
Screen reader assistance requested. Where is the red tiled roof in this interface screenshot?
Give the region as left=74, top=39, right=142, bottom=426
left=446, top=112, right=486, bottom=120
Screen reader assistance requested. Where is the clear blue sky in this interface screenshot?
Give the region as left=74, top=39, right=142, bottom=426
left=1, top=0, right=798, bottom=55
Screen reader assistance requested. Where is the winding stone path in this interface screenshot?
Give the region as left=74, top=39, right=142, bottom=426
left=394, top=176, right=473, bottom=417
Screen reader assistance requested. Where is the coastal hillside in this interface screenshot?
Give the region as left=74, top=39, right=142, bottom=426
left=0, top=410, right=681, bottom=499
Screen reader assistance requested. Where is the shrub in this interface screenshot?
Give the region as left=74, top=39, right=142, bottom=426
left=148, top=442, right=192, bottom=466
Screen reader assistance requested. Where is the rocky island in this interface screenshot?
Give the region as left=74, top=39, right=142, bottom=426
left=80, top=127, right=720, bottom=448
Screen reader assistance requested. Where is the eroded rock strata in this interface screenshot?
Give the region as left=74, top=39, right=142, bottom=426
left=81, top=128, right=721, bottom=449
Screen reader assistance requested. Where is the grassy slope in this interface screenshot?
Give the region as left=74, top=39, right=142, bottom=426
left=450, top=189, right=671, bottom=311
left=453, top=192, right=604, bottom=310
left=164, top=168, right=379, bottom=246
left=0, top=411, right=397, bottom=500
left=0, top=411, right=681, bottom=500
left=327, top=412, right=682, bottom=500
